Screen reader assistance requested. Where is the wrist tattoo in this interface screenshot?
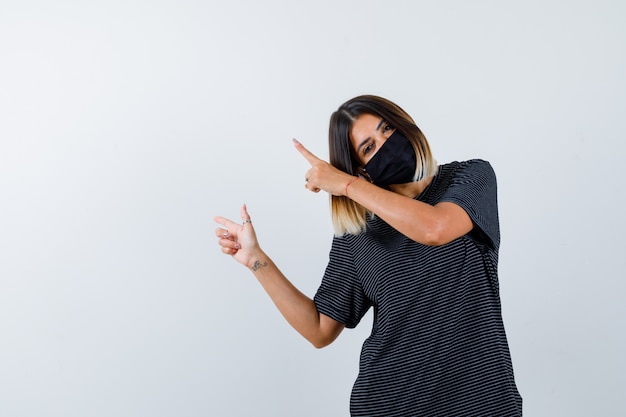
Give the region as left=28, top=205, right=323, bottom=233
left=251, top=259, right=268, bottom=271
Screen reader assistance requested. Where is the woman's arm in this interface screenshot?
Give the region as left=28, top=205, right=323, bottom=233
left=294, top=139, right=473, bottom=246
left=215, top=205, right=344, bottom=348
left=344, top=179, right=472, bottom=245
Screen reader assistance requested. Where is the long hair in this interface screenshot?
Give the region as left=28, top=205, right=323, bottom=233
left=329, top=95, right=437, bottom=236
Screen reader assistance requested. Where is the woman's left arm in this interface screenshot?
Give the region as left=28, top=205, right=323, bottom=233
left=294, top=139, right=472, bottom=246
left=345, top=179, right=473, bottom=246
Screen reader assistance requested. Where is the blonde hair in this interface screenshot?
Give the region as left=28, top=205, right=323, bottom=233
left=328, top=95, right=437, bottom=236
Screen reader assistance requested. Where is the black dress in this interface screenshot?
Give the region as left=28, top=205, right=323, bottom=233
left=314, top=160, right=523, bottom=416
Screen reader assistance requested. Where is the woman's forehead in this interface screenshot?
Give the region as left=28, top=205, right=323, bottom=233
left=350, top=114, right=383, bottom=140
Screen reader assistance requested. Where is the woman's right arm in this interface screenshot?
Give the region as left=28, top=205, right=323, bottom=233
left=214, top=205, right=344, bottom=348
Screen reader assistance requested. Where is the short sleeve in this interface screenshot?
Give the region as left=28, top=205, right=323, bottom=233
left=314, top=235, right=371, bottom=329
left=440, top=159, right=500, bottom=250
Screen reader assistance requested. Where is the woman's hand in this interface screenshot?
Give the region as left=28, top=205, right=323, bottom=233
left=214, top=204, right=261, bottom=268
left=293, top=138, right=354, bottom=196
left=215, top=202, right=345, bottom=348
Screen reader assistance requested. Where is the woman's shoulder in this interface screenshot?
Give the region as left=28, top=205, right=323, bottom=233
left=440, top=159, right=496, bottom=180
left=429, top=159, right=498, bottom=202
left=442, top=158, right=493, bottom=170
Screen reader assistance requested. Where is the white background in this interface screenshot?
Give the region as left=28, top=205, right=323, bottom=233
left=1, top=1, right=624, bottom=416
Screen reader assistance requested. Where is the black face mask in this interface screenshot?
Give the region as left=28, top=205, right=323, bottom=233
left=362, top=130, right=417, bottom=187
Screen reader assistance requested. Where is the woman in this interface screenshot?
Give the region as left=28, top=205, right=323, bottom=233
left=215, top=95, right=522, bottom=416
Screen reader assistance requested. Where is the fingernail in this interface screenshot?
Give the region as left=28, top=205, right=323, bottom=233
left=292, top=138, right=300, bottom=144
left=234, top=243, right=241, bottom=249
left=222, top=232, right=230, bottom=237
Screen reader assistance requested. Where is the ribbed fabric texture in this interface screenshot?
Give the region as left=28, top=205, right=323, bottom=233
left=314, top=160, right=522, bottom=417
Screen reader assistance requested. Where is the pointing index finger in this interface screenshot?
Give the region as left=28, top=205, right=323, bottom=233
left=293, top=138, right=321, bottom=165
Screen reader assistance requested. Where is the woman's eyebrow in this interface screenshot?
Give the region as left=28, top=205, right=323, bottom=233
left=375, top=119, right=385, bottom=131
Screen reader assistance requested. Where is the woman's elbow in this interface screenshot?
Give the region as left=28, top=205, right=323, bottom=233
left=420, top=221, right=458, bottom=246
left=419, top=224, right=446, bottom=246
left=311, top=339, right=332, bottom=349
left=309, top=332, right=338, bottom=349
left=307, top=319, right=344, bottom=349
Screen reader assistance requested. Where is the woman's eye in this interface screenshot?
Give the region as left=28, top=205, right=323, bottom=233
left=383, top=123, right=394, bottom=132
left=363, top=143, right=374, bottom=155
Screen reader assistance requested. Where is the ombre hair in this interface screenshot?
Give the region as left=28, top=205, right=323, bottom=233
left=329, top=95, right=438, bottom=236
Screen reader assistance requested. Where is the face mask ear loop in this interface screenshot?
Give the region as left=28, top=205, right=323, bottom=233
left=358, top=166, right=374, bottom=183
